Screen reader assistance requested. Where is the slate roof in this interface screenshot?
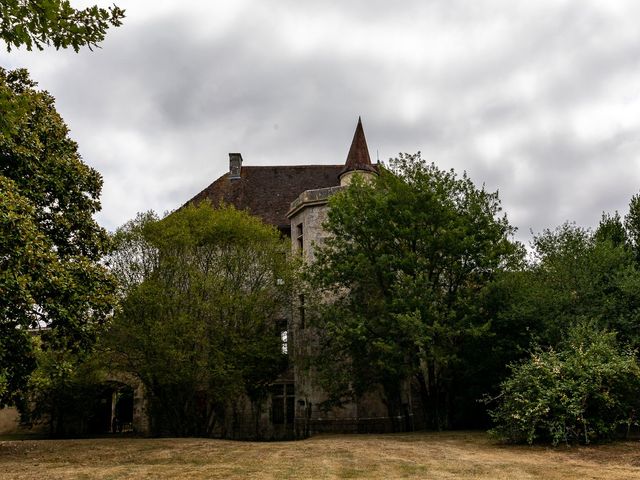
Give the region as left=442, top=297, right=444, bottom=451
left=186, top=118, right=377, bottom=231
left=187, top=165, right=343, bottom=229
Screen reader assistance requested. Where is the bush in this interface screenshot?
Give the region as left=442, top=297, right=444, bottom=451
left=488, top=322, right=640, bottom=445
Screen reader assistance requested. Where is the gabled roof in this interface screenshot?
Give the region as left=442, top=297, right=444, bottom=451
left=187, top=165, right=343, bottom=228
left=340, top=117, right=376, bottom=177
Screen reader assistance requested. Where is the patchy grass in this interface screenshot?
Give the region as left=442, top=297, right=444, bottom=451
left=1, top=431, right=640, bottom=479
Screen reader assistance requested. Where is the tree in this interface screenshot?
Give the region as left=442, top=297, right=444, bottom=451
left=0, top=0, right=124, bottom=52
left=495, top=219, right=640, bottom=353
left=488, top=322, right=640, bottom=445
left=477, top=208, right=640, bottom=434
left=104, top=204, right=295, bottom=437
left=596, top=211, right=627, bottom=247
left=625, top=194, right=640, bottom=263
left=307, top=153, right=523, bottom=429
left=0, top=2, right=124, bottom=137
left=0, top=0, right=123, bottom=415
left=0, top=68, right=116, bottom=408
left=22, top=341, right=108, bottom=436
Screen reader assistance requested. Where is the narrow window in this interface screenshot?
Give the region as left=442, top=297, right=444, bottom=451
left=286, top=396, right=295, bottom=424
left=271, top=383, right=295, bottom=425
left=296, top=223, right=304, bottom=255
left=271, top=384, right=285, bottom=424
left=280, top=330, right=288, bottom=355
left=276, top=319, right=288, bottom=354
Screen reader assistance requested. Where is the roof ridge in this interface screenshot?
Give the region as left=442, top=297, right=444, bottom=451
left=238, top=164, right=343, bottom=168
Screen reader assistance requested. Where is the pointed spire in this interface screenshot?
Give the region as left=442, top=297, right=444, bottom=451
left=340, top=117, right=376, bottom=177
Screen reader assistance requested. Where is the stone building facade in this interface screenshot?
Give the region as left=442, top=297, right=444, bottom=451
left=0, top=119, right=415, bottom=439
left=188, top=118, right=417, bottom=438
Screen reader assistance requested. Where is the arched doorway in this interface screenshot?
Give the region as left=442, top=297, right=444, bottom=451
left=88, top=382, right=135, bottom=434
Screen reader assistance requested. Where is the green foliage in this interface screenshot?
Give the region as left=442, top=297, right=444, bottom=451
left=24, top=343, right=108, bottom=435
left=625, top=194, right=640, bottom=262
left=475, top=194, right=640, bottom=439
left=0, top=2, right=122, bottom=419
left=0, top=0, right=124, bottom=52
left=595, top=211, right=628, bottom=247
left=108, top=211, right=159, bottom=297
left=488, top=323, right=640, bottom=445
left=496, top=221, right=640, bottom=352
left=308, top=153, right=523, bottom=428
left=0, top=68, right=116, bottom=408
left=104, top=203, right=295, bottom=437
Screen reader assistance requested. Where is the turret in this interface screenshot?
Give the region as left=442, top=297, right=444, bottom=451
left=339, top=117, right=377, bottom=186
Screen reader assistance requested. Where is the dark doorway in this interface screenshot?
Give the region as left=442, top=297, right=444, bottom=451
left=88, top=383, right=134, bottom=434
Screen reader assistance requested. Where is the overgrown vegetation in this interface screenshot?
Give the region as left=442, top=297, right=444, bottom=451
left=6, top=139, right=640, bottom=443
left=305, top=154, right=640, bottom=442
left=306, top=153, right=524, bottom=429
left=103, top=204, right=295, bottom=437
left=23, top=345, right=107, bottom=436
left=0, top=0, right=124, bottom=429
left=488, top=323, right=640, bottom=445
left=480, top=201, right=640, bottom=443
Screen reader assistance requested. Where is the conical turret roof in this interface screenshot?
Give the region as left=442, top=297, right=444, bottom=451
left=340, top=117, right=376, bottom=177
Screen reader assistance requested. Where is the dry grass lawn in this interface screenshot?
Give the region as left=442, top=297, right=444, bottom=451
left=1, top=431, right=640, bottom=479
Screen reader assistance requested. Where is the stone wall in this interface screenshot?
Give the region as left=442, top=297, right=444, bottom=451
left=0, top=408, right=20, bottom=435
left=0, top=407, right=47, bottom=436
left=287, top=184, right=416, bottom=438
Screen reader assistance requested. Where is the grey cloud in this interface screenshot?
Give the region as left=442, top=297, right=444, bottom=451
left=2, top=1, right=640, bottom=239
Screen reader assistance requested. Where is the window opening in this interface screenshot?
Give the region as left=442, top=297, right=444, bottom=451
left=296, top=223, right=304, bottom=254
left=271, top=383, right=295, bottom=425
left=276, top=319, right=288, bottom=354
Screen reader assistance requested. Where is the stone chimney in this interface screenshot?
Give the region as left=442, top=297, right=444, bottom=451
left=229, top=153, right=243, bottom=179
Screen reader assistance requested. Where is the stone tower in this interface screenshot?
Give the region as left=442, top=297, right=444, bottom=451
left=288, top=117, right=377, bottom=262
left=288, top=118, right=396, bottom=437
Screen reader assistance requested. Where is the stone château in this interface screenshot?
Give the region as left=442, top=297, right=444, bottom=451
left=186, top=118, right=417, bottom=438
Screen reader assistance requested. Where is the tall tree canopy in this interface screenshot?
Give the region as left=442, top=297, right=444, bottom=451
left=104, top=204, right=295, bottom=437
left=482, top=198, right=640, bottom=443
left=0, top=68, right=116, bottom=407
left=1, top=0, right=123, bottom=409
left=492, top=216, right=640, bottom=354
left=308, top=153, right=523, bottom=429
left=0, top=0, right=124, bottom=51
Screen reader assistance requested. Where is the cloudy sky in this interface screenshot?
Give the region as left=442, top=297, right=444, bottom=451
left=3, top=1, right=640, bottom=244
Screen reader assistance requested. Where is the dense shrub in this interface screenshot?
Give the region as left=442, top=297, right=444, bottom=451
left=488, top=323, right=640, bottom=445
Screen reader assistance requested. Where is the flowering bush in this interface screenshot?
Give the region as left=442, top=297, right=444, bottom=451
left=488, top=323, right=640, bottom=445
